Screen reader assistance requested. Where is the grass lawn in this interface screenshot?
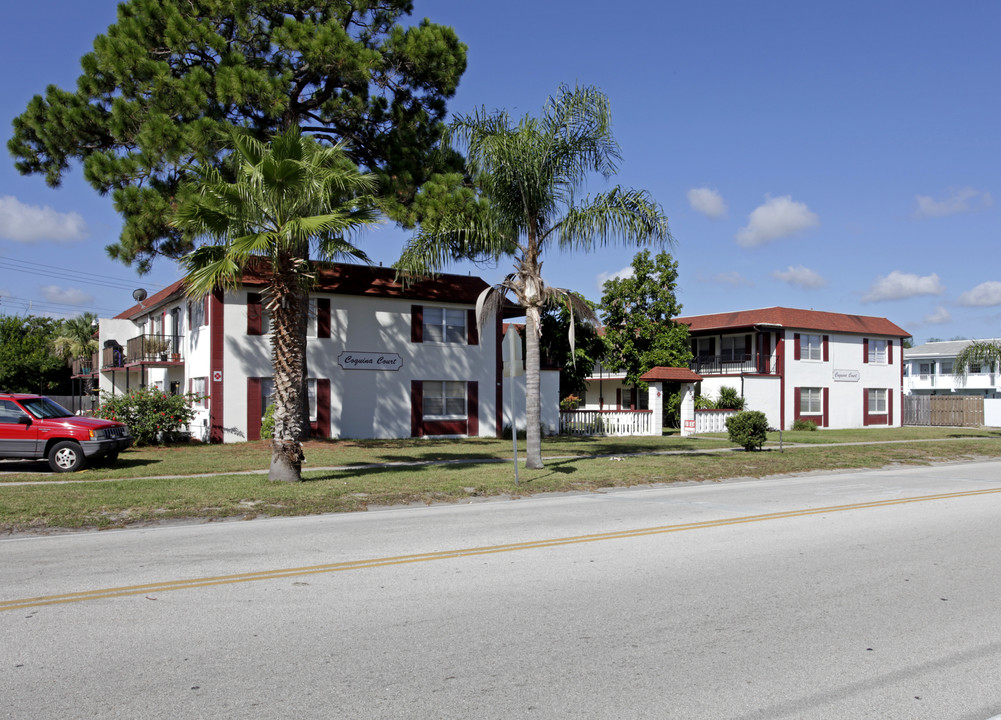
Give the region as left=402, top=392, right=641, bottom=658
left=1, top=427, right=999, bottom=532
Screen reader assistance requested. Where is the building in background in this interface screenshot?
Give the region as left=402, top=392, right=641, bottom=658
left=904, top=339, right=1001, bottom=398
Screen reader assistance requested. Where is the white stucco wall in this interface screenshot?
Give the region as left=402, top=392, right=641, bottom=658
left=220, top=289, right=501, bottom=441
left=784, top=332, right=902, bottom=429
left=501, top=371, right=561, bottom=435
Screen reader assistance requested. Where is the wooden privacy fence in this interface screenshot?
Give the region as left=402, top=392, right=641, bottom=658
left=903, top=395, right=984, bottom=427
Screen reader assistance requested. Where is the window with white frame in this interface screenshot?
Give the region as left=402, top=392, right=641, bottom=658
left=801, top=334, right=823, bottom=361
left=868, top=388, right=887, bottom=414
left=868, top=339, right=887, bottom=363
left=261, top=378, right=317, bottom=421
left=423, top=308, right=466, bottom=343
left=423, top=381, right=466, bottom=418
left=940, top=360, right=953, bottom=375
left=191, top=377, right=207, bottom=408
left=800, top=387, right=823, bottom=415
left=919, top=362, right=934, bottom=376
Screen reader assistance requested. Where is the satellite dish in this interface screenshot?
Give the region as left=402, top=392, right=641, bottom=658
left=132, top=288, right=148, bottom=304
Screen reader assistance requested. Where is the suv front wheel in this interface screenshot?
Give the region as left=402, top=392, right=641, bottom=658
left=48, top=441, right=86, bottom=473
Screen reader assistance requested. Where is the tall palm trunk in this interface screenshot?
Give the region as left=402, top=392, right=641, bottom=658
left=268, top=272, right=308, bottom=482
left=524, top=303, right=544, bottom=469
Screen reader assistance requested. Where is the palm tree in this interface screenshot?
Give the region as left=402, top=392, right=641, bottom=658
left=954, top=340, right=1001, bottom=381
left=173, top=126, right=379, bottom=482
left=53, top=312, right=98, bottom=363
left=397, top=86, right=673, bottom=469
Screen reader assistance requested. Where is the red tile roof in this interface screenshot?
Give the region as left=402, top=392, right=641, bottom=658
left=114, top=263, right=508, bottom=319
left=639, top=367, right=703, bottom=382
left=675, top=307, right=909, bottom=337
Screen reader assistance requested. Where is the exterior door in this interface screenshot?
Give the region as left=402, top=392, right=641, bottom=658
left=0, top=399, right=40, bottom=457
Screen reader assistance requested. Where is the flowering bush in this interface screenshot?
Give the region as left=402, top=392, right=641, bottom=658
left=559, top=394, right=582, bottom=411
left=97, top=387, right=202, bottom=446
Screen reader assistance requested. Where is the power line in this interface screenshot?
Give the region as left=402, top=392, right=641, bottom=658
left=0, top=256, right=172, bottom=293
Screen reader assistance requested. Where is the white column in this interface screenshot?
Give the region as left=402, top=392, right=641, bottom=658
left=680, top=382, right=696, bottom=436
left=647, top=381, right=663, bottom=435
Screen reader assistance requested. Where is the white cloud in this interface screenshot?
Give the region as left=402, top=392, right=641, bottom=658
left=958, top=281, right=1001, bottom=307
left=862, top=271, right=944, bottom=302
left=923, top=306, right=952, bottom=324
left=0, top=196, right=89, bottom=243
left=705, top=271, right=752, bottom=288
left=915, top=187, right=993, bottom=218
left=40, top=285, right=95, bottom=306
left=687, top=187, right=727, bottom=219
left=597, top=266, right=634, bottom=290
left=736, top=195, right=819, bottom=247
left=771, top=265, right=827, bottom=289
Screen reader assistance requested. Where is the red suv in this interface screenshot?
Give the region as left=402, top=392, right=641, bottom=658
left=0, top=393, right=134, bottom=472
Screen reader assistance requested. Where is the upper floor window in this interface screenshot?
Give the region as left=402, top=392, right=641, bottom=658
left=919, top=362, right=934, bottom=376
left=306, top=298, right=318, bottom=338
left=720, top=336, right=742, bottom=362
left=940, top=360, right=954, bottom=375
left=424, top=308, right=466, bottom=344
left=868, top=339, right=887, bottom=364
left=189, top=298, right=205, bottom=328
left=802, top=334, right=823, bottom=361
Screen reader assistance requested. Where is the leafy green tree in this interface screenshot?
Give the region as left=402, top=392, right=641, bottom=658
left=397, top=86, right=672, bottom=469
left=600, top=250, right=691, bottom=388
left=0, top=316, right=69, bottom=393
left=9, top=0, right=467, bottom=273
left=540, top=294, right=605, bottom=401
left=53, top=312, right=99, bottom=362
left=173, top=126, right=379, bottom=482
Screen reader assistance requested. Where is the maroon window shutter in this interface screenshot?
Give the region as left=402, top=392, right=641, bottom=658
left=247, top=293, right=262, bottom=336
left=822, top=387, right=829, bottom=427
left=411, top=380, right=424, bottom=437
left=467, top=309, right=479, bottom=346
left=794, top=333, right=801, bottom=361
left=616, top=388, right=622, bottom=410
left=794, top=387, right=801, bottom=422
left=863, top=387, right=870, bottom=426
left=318, top=298, right=331, bottom=339
left=887, top=340, right=893, bottom=364
left=888, top=389, right=894, bottom=425
left=823, top=335, right=829, bottom=362
left=863, top=338, right=869, bottom=363
left=247, top=378, right=262, bottom=441
left=467, top=381, right=479, bottom=436
left=315, top=379, right=331, bottom=438
left=411, top=305, right=423, bottom=343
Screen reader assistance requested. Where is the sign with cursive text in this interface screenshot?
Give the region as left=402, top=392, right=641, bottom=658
left=337, top=351, right=403, bottom=371
left=832, top=369, right=860, bottom=382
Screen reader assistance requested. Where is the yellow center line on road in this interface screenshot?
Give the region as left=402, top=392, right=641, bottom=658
left=4, top=485, right=1001, bottom=612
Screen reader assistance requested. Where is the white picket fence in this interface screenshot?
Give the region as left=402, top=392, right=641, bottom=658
left=559, top=410, right=655, bottom=436
left=693, top=409, right=738, bottom=434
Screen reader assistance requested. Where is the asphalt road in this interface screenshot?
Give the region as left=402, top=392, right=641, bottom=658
left=4, top=460, right=1001, bottom=719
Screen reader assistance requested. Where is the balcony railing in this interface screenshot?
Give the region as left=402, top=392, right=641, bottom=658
left=125, top=334, right=184, bottom=364
left=691, top=353, right=775, bottom=375
left=71, top=352, right=99, bottom=376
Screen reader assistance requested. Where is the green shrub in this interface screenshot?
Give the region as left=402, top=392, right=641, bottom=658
left=791, top=419, right=818, bottom=431
left=665, top=391, right=682, bottom=428
left=715, top=386, right=746, bottom=410
left=725, top=410, right=769, bottom=451
left=97, top=387, right=202, bottom=446
left=694, top=394, right=714, bottom=410
left=261, top=404, right=275, bottom=439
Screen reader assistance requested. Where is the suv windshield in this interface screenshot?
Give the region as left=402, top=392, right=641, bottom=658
left=21, top=397, right=74, bottom=419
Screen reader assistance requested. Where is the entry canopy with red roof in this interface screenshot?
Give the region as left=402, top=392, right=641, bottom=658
left=639, top=367, right=702, bottom=383
left=675, top=306, right=909, bottom=338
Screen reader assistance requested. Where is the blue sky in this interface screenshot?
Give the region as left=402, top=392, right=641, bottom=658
left=1, top=1, right=998, bottom=343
